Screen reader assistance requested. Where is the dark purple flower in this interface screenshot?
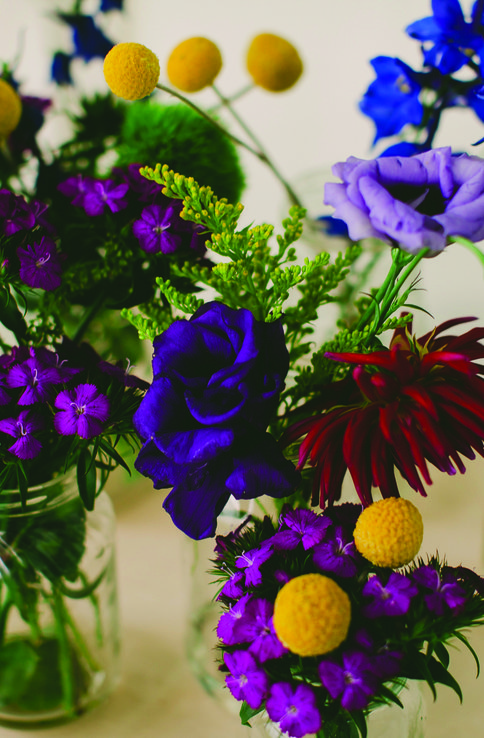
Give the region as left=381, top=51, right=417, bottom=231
left=266, top=682, right=321, bottom=738
left=82, top=179, right=129, bottom=216
left=359, top=57, right=423, bottom=144
left=0, top=410, right=43, bottom=459
left=227, top=598, right=287, bottom=662
left=362, top=572, right=418, bottom=617
left=134, top=301, right=298, bottom=539
left=28, top=200, right=56, bottom=235
left=7, top=353, right=64, bottom=404
left=406, top=0, right=483, bottom=75
left=51, top=51, right=73, bottom=85
left=413, top=564, right=467, bottom=614
left=17, top=237, right=62, bottom=291
left=223, top=650, right=268, bottom=709
left=58, top=175, right=96, bottom=207
left=217, top=593, right=252, bottom=643
left=318, top=651, right=379, bottom=711
left=133, top=204, right=183, bottom=254
left=313, top=525, right=360, bottom=577
left=325, top=147, right=484, bottom=254
left=98, top=358, right=149, bottom=390
left=54, top=383, right=110, bottom=439
left=114, top=164, right=163, bottom=202
left=56, top=14, right=114, bottom=61
left=270, top=508, right=330, bottom=551
left=217, top=571, right=246, bottom=601
left=236, top=545, right=274, bottom=587
left=0, top=190, right=35, bottom=236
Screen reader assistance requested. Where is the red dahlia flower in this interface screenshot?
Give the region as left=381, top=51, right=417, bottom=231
left=285, top=318, right=484, bottom=508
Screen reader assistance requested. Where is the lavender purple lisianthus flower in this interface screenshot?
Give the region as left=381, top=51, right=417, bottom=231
left=324, top=147, right=484, bottom=254
left=133, top=301, right=299, bottom=540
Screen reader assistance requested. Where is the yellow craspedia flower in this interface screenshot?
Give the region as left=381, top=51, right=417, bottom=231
left=103, top=42, right=160, bottom=101
left=246, top=33, right=303, bottom=92
left=0, top=79, right=22, bottom=139
left=167, top=37, right=222, bottom=93
left=273, top=573, right=351, bottom=657
left=354, top=497, right=424, bottom=568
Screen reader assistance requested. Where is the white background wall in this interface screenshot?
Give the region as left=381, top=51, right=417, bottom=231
left=1, top=0, right=483, bottom=323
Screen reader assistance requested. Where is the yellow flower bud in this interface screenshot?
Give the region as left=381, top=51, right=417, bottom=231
left=246, top=33, right=303, bottom=92
left=273, top=573, right=351, bottom=657
left=354, top=497, right=424, bottom=568
left=167, top=37, right=222, bottom=93
left=104, top=42, right=160, bottom=101
left=0, top=79, right=22, bottom=139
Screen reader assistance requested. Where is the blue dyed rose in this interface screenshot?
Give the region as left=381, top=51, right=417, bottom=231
left=324, top=147, right=484, bottom=254
left=134, top=301, right=298, bottom=540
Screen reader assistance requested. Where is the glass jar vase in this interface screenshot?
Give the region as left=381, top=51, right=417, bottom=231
left=0, top=469, right=120, bottom=728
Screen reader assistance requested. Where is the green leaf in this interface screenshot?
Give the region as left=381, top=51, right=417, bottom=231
left=97, top=439, right=131, bottom=475
left=427, top=657, right=463, bottom=702
left=0, top=640, right=39, bottom=705
left=434, top=642, right=450, bottom=669
left=239, top=700, right=264, bottom=726
left=453, top=631, right=480, bottom=677
left=77, top=449, right=97, bottom=511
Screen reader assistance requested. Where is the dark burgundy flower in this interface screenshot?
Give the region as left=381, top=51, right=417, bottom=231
left=284, top=317, right=484, bottom=507
left=324, top=148, right=484, bottom=254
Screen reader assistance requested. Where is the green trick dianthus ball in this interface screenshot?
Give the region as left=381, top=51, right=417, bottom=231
left=114, top=101, right=245, bottom=203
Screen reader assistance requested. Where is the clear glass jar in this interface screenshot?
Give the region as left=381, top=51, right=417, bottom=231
left=0, top=470, right=120, bottom=728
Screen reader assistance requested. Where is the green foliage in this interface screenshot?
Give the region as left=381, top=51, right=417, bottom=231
left=115, top=101, right=246, bottom=203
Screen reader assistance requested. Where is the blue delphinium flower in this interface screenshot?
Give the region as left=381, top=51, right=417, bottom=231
left=51, top=51, right=73, bottom=86
left=266, top=682, right=321, bottom=738
left=359, top=56, right=423, bottom=144
left=406, top=0, right=484, bottom=74
left=99, top=0, right=124, bottom=10
left=56, top=14, right=114, bottom=62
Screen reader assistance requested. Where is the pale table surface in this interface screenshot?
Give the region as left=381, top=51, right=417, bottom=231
left=1, top=461, right=484, bottom=738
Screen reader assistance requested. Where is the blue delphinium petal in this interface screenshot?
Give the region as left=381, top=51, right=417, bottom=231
left=51, top=51, right=73, bottom=85
left=57, top=14, right=114, bottom=61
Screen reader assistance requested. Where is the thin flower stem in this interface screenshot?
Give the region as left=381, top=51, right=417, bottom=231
left=49, top=586, right=77, bottom=717
left=155, top=83, right=263, bottom=161
left=211, top=84, right=303, bottom=208
left=207, top=83, right=255, bottom=112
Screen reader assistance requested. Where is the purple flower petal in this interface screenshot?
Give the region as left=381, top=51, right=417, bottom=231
left=266, top=682, right=321, bottom=738
left=224, top=651, right=268, bottom=709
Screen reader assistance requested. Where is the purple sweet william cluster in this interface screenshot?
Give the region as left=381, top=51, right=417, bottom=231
left=324, top=147, right=484, bottom=254
left=0, top=190, right=62, bottom=291
left=214, top=504, right=476, bottom=737
left=133, top=301, right=299, bottom=540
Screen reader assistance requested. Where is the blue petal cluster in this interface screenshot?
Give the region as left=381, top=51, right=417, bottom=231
left=134, top=302, right=299, bottom=539
left=359, top=56, right=423, bottom=144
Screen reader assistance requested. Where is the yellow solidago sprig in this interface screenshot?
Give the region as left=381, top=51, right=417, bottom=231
left=0, top=78, right=22, bottom=139
left=125, top=166, right=349, bottom=373
left=212, top=505, right=484, bottom=736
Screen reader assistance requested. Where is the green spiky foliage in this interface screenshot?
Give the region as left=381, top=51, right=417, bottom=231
left=114, top=101, right=245, bottom=203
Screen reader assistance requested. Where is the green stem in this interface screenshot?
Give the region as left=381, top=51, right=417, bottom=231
left=356, top=247, right=428, bottom=334
left=72, top=291, right=105, bottom=344
left=211, top=84, right=303, bottom=208
left=49, top=586, right=77, bottom=717
left=155, top=82, right=263, bottom=161
left=207, top=83, right=255, bottom=113
left=60, top=585, right=101, bottom=671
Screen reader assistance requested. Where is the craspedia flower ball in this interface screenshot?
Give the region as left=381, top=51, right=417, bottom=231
left=246, top=33, right=303, bottom=92
left=167, top=37, right=222, bottom=92
left=354, top=498, right=424, bottom=568
left=273, top=573, right=351, bottom=657
left=104, top=42, right=160, bottom=101
left=0, top=79, right=22, bottom=139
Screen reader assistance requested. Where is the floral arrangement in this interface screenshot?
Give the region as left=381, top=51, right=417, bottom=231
left=1, top=0, right=484, bottom=734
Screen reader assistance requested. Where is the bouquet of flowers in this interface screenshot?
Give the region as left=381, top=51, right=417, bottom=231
left=2, top=0, right=484, bottom=734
